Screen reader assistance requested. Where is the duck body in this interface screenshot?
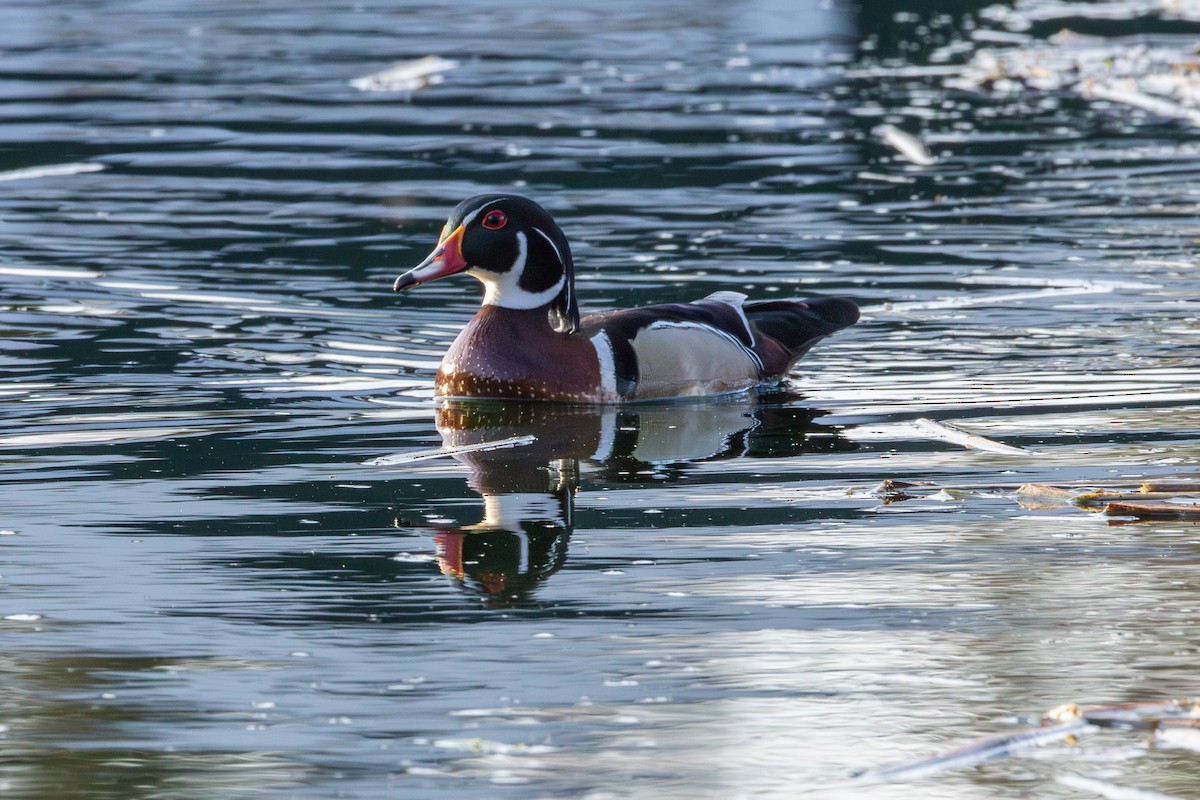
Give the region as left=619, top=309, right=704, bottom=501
left=395, top=194, right=858, bottom=404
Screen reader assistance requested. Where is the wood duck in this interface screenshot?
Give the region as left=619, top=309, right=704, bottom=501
left=394, top=194, right=859, bottom=403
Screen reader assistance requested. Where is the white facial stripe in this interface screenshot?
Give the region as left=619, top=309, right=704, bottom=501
left=459, top=197, right=510, bottom=230
left=530, top=225, right=563, bottom=265
left=531, top=224, right=571, bottom=314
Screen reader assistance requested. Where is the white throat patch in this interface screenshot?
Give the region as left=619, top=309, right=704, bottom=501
left=471, top=230, right=566, bottom=310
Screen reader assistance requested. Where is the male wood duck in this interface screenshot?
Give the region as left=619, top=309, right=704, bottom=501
left=394, top=194, right=859, bottom=403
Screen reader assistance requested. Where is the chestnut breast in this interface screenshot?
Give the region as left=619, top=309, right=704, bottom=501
left=436, top=306, right=604, bottom=402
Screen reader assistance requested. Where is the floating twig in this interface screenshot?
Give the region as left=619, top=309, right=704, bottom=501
left=858, top=719, right=1087, bottom=783
left=365, top=435, right=537, bottom=466
left=1141, top=479, right=1200, bottom=493
left=350, top=56, right=459, bottom=93
left=1081, top=78, right=1200, bottom=128
left=1072, top=490, right=1195, bottom=508
left=1102, top=501, right=1200, bottom=521
left=862, top=698, right=1200, bottom=785
left=911, top=417, right=1032, bottom=455
left=867, top=478, right=1200, bottom=524
left=872, top=124, right=938, bottom=166
left=1048, top=699, right=1200, bottom=729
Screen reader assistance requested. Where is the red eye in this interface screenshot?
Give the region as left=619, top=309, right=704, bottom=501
left=481, top=210, right=507, bottom=230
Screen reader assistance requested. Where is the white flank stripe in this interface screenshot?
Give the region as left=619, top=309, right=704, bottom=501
left=591, top=330, right=618, bottom=399
left=477, top=230, right=567, bottom=310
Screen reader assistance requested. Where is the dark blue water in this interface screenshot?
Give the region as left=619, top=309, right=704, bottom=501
left=2, top=1, right=1199, bottom=797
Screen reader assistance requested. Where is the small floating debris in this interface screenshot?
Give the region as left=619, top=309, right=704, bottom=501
left=870, top=478, right=935, bottom=503
left=911, top=417, right=1031, bottom=455
left=1047, top=698, right=1200, bottom=728
left=948, top=24, right=1200, bottom=129
left=1015, top=482, right=1078, bottom=510
left=0, top=162, right=105, bottom=183
left=1102, top=500, right=1200, bottom=521
left=1082, top=77, right=1200, bottom=128
left=1071, top=489, right=1190, bottom=508
left=872, top=124, right=937, bottom=166
left=871, top=477, right=1200, bottom=522
left=862, top=697, right=1200, bottom=784
left=859, top=718, right=1087, bottom=783
left=1141, top=479, right=1200, bottom=493
left=364, top=435, right=537, bottom=466
left=1014, top=483, right=1200, bottom=521
left=350, top=56, right=459, bottom=93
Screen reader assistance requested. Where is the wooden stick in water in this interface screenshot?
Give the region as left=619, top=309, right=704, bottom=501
left=861, top=698, right=1199, bottom=784
left=364, top=435, right=537, bottom=466
left=1102, top=501, right=1200, bottom=521
left=856, top=719, right=1087, bottom=783
left=911, top=417, right=1032, bottom=455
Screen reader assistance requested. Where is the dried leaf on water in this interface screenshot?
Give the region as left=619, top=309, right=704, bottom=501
left=1016, top=482, right=1078, bottom=510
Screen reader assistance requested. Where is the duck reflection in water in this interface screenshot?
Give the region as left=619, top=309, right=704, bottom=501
left=418, top=392, right=856, bottom=605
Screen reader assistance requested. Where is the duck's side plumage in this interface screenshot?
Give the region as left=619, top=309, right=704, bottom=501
left=583, top=290, right=858, bottom=400
left=394, top=194, right=859, bottom=404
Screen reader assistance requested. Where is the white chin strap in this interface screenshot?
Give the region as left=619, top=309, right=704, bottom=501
left=471, top=230, right=565, bottom=310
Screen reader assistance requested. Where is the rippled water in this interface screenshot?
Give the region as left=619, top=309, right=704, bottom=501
left=2, top=1, right=1199, bottom=798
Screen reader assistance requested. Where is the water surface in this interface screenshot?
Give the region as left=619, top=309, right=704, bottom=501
left=2, top=0, right=1199, bottom=797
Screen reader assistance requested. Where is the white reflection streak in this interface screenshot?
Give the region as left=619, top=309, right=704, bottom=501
left=0, top=427, right=200, bottom=447
left=883, top=285, right=1117, bottom=313
left=1057, top=773, right=1186, bottom=800
left=0, top=162, right=105, bottom=182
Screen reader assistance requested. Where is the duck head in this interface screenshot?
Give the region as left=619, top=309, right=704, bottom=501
left=394, top=194, right=580, bottom=333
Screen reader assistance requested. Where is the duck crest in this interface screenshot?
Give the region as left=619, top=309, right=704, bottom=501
left=394, top=194, right=859, bottom=403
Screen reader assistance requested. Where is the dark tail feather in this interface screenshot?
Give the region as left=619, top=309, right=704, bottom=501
left=745, top=297, right=859, bottom=366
